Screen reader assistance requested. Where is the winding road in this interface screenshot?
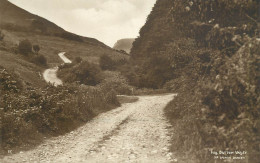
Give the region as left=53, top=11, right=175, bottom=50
left=2, top=52, right=178, bottom=162
left=43, top=52, right=71, bottom=86
left=1, top=94, right=177, bottom=163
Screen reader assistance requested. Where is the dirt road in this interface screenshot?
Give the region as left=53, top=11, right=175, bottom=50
left=42, top=52, right=70, bottom=86
left=1, top=94, right=177, bottom=163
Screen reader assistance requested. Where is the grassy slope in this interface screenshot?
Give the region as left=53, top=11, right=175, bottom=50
left=0, top=0, right=63, bottom=32
left=0, top=0, right=128, bottom=155
left=10, top=31, right=128, bottom=64
left=0, top=29, right=127, bottom=87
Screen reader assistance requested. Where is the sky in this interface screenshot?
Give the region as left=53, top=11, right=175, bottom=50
left=8, top=0, right=157, bottom=47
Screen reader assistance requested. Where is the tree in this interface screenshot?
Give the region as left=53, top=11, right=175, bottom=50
left=99, top=55, right=115, bottom=70
left=18, top=39, right=32, bottom=55
left=75, top=61, right=102, bottom=85
left=33, top=45, right=40, bottom=54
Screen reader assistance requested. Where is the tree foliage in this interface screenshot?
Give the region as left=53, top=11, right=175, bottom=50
left=126, top=0, right=260, bottom=161
left=99, top=55, right=115, bottom=70
left=58, top=61, right=103, bottom=86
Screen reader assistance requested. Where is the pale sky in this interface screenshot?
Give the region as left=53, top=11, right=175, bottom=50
left=8, top=0, right=156, bottom=47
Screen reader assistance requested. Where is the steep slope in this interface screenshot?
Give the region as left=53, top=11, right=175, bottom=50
left=113, top=38, right=135, bottom=54
left=129, top=0, right=259, bottom=162
left=131, top=0, right=259, bottom=58
left=0, top=0, right=107, bottom=46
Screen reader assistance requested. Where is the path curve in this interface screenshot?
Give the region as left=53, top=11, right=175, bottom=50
left=1, top=94, right=177, bottom=163
left=43, top=52, right=71, bottom=86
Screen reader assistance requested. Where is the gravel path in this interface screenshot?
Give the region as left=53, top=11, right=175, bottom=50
left=42, top=52, right=70, bottom=86
left=1, top=94, right=177, bottom=163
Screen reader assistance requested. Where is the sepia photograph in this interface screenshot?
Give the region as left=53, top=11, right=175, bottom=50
left=0, top=0, right=259, bottom=162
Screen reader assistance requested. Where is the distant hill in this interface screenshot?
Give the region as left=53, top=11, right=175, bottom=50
left=113, top=38, right=135, bottom=54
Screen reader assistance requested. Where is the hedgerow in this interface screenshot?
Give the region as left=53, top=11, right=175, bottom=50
left=0, top=68, right=119, bottom=154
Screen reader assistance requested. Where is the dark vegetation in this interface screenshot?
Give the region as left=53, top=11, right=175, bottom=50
left=18, top=39, right=32, bottom=55
left=0, top=0, right=130, bottom=155
left=126, top=0, right=259, bottom=162
left=99, top=54, right=128, bottom=71
left=17, top=39, right=47, bottom=66
left=58, top=61, right=103, bottom=86
left=0, top=67, right=120, bottom=154
left=99, top=55, right=115, bottom=70
left=57, top=55, right=132, bottom=95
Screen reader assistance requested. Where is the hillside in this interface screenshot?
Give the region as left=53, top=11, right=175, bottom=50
left=0, top=0, right=108, bottom=47
left=128, top=0, right=259, bottom=162
left=0, top=0, right=62, bottom=33
left=0, top=0, right=131, bottom=154
left=113, top=38, right=135, bottom=54
left=0, top=0, right=128, bottom=87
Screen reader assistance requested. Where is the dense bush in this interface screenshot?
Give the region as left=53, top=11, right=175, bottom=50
left=128, top=0, right=259, bottom=162
left=18, top=39, right=32, bottom=55
left=99, top=55, right=115, bottom=70
left=58, top=61, right=103, bottom=86
left=0, top=68, right=120, bottom=154
left=165, top=39, right=260, bottom=162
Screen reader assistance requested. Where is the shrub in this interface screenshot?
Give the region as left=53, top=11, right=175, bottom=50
left=33, top=45, right=40, bottom=54
left=18, top=39, right=32, bottom=55
left=32, top=54, right=47, bottom=66
left=58, top=61, right=103, bottom=86
left=0, top=68, right=120, bottom=154
left=99, top=55, right=115, bottom=70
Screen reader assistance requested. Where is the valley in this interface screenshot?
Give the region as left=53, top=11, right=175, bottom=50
left=1, top=0, right=259, bottom=162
